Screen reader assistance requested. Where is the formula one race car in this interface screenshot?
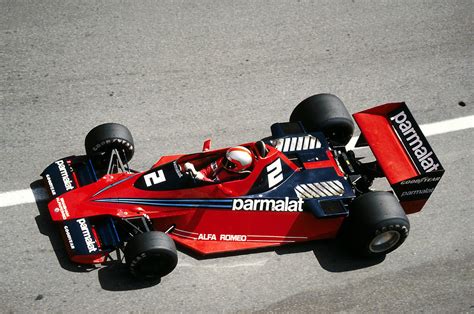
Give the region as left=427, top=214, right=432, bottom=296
left=41, top=94, right=444, bottom=280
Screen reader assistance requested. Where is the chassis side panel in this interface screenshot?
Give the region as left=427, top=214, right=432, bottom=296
left=152, top=208, right=344, bottom=255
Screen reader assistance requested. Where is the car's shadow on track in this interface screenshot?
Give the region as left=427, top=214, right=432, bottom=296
left=177, top=239, right=385, bottom=273
left=32, top=180, right=95, bottom=273
left=284, top=239, right=386, bottom=272
left=96, top=260, right=161, bottom=291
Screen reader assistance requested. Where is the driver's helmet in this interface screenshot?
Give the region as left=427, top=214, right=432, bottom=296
left=223, top=146, right=253, bottom=172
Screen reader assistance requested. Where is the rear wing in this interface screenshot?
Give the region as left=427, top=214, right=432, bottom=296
left=353, top=103, right=444, bottom=214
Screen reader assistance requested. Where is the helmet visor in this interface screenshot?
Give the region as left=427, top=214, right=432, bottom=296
left=223, top=158, right=237, bottom=171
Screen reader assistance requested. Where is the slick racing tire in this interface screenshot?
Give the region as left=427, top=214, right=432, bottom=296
left=124, top=231, right=178, bottom=280
left=290, top=94, right=354, bottom=146
left=85, top=123, right=134, bottom=162
left=344, top=191, right=410, bottom=257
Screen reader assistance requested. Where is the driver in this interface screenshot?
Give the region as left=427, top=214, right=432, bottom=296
left=184, top=146, right=254, bottom=182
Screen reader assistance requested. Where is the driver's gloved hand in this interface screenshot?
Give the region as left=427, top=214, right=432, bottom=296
left=184, top=162, right=205, bottom=180
left=184, top=162, right=197, bottom=177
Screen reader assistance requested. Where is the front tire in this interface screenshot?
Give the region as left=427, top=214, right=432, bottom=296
left=124, top=231, right=178, bottom=280
left=85, top=122, right=134, bottom=162
left=344, top=191, right=410, bottom=257
left=290, top=94, right=354, bottom=145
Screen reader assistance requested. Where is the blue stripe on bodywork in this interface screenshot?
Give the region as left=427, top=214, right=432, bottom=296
left=87, top=159, right=98, bottom=182
left=92, top=175, right=138, bottom=197
left=94, top=198, right=233, bottom=209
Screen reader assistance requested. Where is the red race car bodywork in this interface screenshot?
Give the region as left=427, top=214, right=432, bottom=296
left=41, top=99, right=444, bottom=278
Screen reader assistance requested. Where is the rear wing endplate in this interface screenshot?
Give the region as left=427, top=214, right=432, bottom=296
left=353, top=103, right=444, bottom=213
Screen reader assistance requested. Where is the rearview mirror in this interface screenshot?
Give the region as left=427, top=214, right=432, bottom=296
left=202, top=139, right=211, bottom=151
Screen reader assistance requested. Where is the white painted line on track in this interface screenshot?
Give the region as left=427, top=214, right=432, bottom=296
left=0, top=188, right=49, bottom=207
left=0, top=115, right=473, bottom=208
left=419, top=115, right=474, bottom=137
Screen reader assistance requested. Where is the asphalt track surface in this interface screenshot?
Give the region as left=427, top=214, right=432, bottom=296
left=1, top=1, right=473, bottom=312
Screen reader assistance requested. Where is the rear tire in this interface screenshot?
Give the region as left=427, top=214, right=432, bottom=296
left=85, top=123, right=134, bottom=162
left=344, top=191, right=410, bottom=257
left=290, top=94, right=354, bottom=145
left=124, top=231, right=178, bottom=280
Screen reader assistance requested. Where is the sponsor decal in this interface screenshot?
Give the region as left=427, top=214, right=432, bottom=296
left=393, top=171, right=443, bottom=201
left=76, top=218, right=98, bottom=253
left=198, top=233, right=216, bottom=241
left=173, top=161, right=183, bottom=178
left=55, top=197, right=70, bottom=220
left=220, top=234, right=247, bottom=241
left=63, top=225, right=75, bottom=250
left=197, top=233, right=248, bottom=241
left=45, top=174, right=56, bottom=196
left=55, top=160, right=74, bottom=191
left=144, top=169, right=166, bottom=187
left=389, top=109, right=441, bottom=173
left=400, top=176, right=442, bottom=185
left=92, top=138, right=133, bottom=153
left=232, top=197, right=304, bottom=212
left=401, top=188, right=435, bottom=197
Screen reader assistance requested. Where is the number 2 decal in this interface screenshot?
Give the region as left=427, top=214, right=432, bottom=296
left=144, top=169, right=166, bottom=187
left=267, top=159, right=283, bottom=188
